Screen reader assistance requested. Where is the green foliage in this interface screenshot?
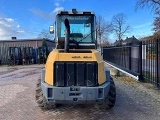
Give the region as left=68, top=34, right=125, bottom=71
left=41, top=39, right=49, bottom=56
left=42, top=39, right=48, bottom=47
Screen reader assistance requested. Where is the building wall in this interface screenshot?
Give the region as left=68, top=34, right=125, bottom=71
left=0, top=39, right=55, bottom=48
left=0, top=39, right=55, bottom=64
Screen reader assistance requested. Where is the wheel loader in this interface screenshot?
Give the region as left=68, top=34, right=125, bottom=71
left=36, top=9, right=116, bottom=110
left=37, top=47, right=48, bottom=64
left=7, top=47, right=22, bottom=66
left=22, top=47, right=34, bottom=65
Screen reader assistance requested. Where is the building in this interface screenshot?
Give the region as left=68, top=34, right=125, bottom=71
left=0, top=38, right=56, bottom=64
left=113, top=39, right=124, bottom=46
left=113, top=36, right=140, bottom=46
left=123, top=36, right=140, bottom=45
left=0, top=37, right=55, bottom=50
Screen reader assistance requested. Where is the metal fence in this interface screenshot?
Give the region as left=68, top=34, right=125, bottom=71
left=103, top=39, right=160, bottom=88
left=142, top=39, right=160, bottom=87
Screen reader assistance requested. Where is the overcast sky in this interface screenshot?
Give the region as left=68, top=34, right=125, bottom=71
left=0, top=0, right=155, bottom=42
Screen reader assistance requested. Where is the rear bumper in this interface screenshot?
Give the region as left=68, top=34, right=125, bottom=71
left=41, top=69, right=111, bottom=104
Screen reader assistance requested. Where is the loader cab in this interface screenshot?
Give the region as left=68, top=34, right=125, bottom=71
left=50, top=9, right=97, bottom=50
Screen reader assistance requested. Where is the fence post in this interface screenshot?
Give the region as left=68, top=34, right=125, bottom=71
left=101, top=46, right=103, bottom=56
left=156, top=39, right=159, bottom=88
left=139, top=42, right=143, bottom=81
left=102, top=47, right=104, bottom=60
left=129, top=43, right=131, bottom=70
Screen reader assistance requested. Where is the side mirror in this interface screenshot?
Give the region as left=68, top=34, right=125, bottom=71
left=49, top=26, right=54, bottom=34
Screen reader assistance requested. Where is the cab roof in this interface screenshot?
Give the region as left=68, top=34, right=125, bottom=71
left=57, top=9, right=95, bottom=15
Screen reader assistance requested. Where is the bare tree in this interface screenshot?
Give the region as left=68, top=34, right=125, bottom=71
left=136, top=0, right=160, bottom=13
left=153, top=14, right=160, bottom=32
left=112, top=13, right=131, bottom=43
left=38, top=29, right=52, bottom=39
left=136, top=0, right=160, bottom=32
left=96, top=15, right=113, bottom=47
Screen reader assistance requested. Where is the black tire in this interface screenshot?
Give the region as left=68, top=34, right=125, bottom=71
left=35, top=79, right=57, bottom=110
left=98, top=77, right=116, bottom=109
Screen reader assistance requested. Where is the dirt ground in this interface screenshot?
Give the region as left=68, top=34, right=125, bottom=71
left=0, top=64, right=160, bottom=120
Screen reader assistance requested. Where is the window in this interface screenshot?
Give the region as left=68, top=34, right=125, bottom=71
left=56, top=15, right=95, bottom=43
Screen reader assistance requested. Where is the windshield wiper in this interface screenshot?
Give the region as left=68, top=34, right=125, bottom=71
left=78, top=29, right=96, bottom=43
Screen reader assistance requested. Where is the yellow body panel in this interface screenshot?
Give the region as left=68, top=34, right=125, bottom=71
left=45, top=49, right=106, bottom=86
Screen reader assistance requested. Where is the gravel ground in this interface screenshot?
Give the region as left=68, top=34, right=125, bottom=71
left=0, top=64, right=160, bottom=120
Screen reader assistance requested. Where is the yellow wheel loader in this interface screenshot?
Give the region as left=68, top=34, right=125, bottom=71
left=36, top=9, right=116, bottom=110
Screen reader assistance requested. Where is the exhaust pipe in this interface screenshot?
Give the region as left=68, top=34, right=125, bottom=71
left=64, top=18, right=70, bottom=52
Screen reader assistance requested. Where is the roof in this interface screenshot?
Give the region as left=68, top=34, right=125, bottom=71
left=113, top=36, right=140, bottom=46
left=0, top=38, right=55, bottom=43
left=57, top=9, right=95, bottom=15
left=113, top=39, right=123, bottom=46
left=123, top=36, right=140, bottom=44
